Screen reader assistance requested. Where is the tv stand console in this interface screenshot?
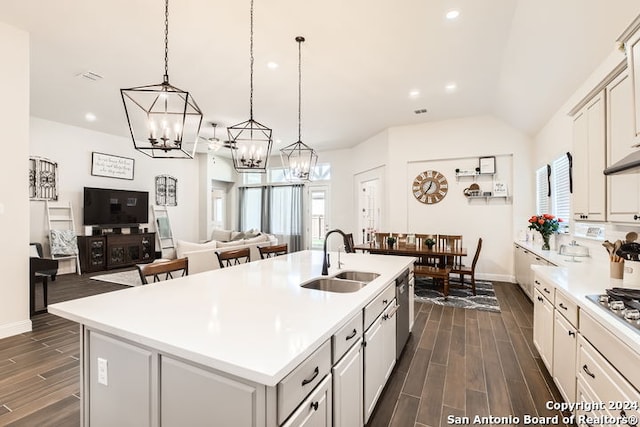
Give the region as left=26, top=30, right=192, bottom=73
left=78, top=233, right=155, bottom=273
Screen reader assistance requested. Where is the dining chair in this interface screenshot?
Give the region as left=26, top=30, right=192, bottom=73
left=136, top=258, right=188, bottom=284
left=414, top=264, right=452, bottom=299
left=216, top=247, right=251, bottom=268
left=344, top=233, right=355, bottom=253
left=259, top=244, right=288, bottom=259
left=414, top=234, right=439, bottom=266
left=437, top=234, right=463, bottom=268
left=451, top=237, right=482, bottom=295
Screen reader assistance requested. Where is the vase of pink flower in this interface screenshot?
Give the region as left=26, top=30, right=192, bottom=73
left=528, top=214, right=562, bottom=250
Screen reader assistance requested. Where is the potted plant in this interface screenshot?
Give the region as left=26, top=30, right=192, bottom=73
left=386, top=236, right=397, bottom=248
left=425, top=238, right=436, bottom=249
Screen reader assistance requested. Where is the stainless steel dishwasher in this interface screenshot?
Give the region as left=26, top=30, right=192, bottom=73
left=396, top=269, right=410, bottom=359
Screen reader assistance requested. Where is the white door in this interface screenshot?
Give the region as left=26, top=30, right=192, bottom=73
left=308, top=186, right=330, bottom=250
left=358, top=179, right=380, bottom=245
left=211, top=187, right=226, bottom=230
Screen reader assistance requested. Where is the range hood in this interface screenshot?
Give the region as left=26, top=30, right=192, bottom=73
left=604, top=149, right=640, bottom=175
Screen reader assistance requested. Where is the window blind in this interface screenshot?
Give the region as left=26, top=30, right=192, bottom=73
left=535, top=166, right=549, bottom=214
left=552, top=154, right=571, bottom=227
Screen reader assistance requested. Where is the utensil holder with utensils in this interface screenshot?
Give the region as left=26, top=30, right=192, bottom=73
left=611, top=260, right=624, bottom=279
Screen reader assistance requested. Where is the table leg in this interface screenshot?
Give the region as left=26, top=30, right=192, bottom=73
left=42, top=276, right=48, bottom=311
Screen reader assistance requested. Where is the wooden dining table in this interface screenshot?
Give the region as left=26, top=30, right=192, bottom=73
left=353, top=242, right=467, bottom=267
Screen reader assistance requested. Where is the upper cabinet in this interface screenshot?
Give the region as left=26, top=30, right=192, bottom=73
left=606, top=71, right=640, bottom=223
left=572, top=91, right=606, bottom=222
left=621, top=16, right=640, bottom=138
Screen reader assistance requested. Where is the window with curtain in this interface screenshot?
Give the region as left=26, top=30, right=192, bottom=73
left=535, top=165, right=550, bottom=215
left=551, top=154, right=571, bottom=231
left=240, top=187, right=262, bottom=231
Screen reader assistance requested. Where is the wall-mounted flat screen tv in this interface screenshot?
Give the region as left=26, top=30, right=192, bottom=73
left=83, top=187, right=149, bottom=226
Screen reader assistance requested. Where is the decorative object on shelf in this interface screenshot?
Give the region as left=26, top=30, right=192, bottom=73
left=479, top=156, right=496, bottom=174
left=281, top=36, right=318, bottom=182
left=120, top=0, right=202, bottom=159
left=386, top=236, right=396, bottom=248
left=425, top=238, right=435, bottom=249
left=406, top=233, right=416, bottom=246
left=492, top=181, right=508, bottom=197
left=463, top=183, right=481, bottom=197
left=527, top=214, right=562, bottom=250
left=412, top=170, right=448, bottom=204
left=155, top=175, right=177, bottom=206
left=91, top=152, right=134, bottom=180
left=29, top=156, right=58, bottom=201
left=227, top=0, right=273, bottom=173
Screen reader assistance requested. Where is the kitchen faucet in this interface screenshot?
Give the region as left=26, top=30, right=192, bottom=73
left=322, top=229, right=349, bottom=275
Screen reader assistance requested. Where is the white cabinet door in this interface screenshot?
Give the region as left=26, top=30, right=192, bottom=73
left=533, top=289, right=554, bottom=372
left=332, top=338, right=363, bottom=427
left=363, top=301, right=397, bottom=424
left=552, top=311, right=577, bottom=403
left=573, top=92, right=606, bottom=222
left=626, top=26, right=640, bottom=137
left=607, top=71, right=640, bottom=223
left=282, top=374, right=332, bottom=427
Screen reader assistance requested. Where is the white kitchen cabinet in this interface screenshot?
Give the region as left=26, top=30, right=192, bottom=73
left=606, top=71, right=640, bottom=223
left=552, top=310, right=577, bottom=403
left=332, top=338, right=363, bottom=427
left=572, top=91, right=606, bottom=222
left=363, top=300, right=397, bottom=424
left=514, top=244, right=554, bottom=301
left=282, top=374, right=332, bottom=427
left=533, top=288, right=554, bottom=372
left=623, top=16, right=640, bottom=138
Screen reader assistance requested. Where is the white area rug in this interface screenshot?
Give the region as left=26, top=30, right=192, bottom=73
left=91, top=269, right=143, bottom=287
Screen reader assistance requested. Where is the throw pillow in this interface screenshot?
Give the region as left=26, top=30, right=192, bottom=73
left=243, top=235, right=269, bottom=244
left=210, top=228, right=232, bottom=242
left=243, top=229, right=261, bottom=239
left=230, top=231, right=244, bottom=241
left=29, top=244, right=41, bottom=258
left=217, top=240, right=244, bottom=248
left=176, top=240, right=217, bottom=259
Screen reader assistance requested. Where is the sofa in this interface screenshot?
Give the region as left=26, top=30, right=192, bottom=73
left=176, top=229, right=278, bottom=274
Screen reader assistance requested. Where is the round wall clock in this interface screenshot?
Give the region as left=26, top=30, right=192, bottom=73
left=412, top=170, right=449, bottom=204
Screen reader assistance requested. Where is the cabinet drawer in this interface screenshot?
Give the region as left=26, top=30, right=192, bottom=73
left=364, top=283, right=395, bottom=330
left=278, top=339, right=331, bottom=425
left=332, top=311, right=363, bottom=363
left=577, top=335, right=640, bottom=413
left=554, top=289, right=578, bottom=327
left=282, top=374, right=332, bottom=427
left=533, top=275, right=554, bottom=303
left=580, top=310, right=640, bottom=390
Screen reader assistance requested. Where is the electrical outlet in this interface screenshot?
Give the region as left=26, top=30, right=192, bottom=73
left=97, top=357, right=108, bottom=386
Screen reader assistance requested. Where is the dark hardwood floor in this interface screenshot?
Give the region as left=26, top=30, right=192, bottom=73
left=0, top=274, right=568, bottom=426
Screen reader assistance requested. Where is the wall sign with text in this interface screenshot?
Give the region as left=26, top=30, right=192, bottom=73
left=91, top=152, right=135, bottom=180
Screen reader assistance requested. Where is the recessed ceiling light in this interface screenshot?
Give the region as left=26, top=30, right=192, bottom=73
left=445, top=83, right=457, bottom=92
left=409, top=90, right=420, bottom=98
left=445, top=10, right=460, bottom=20
left=267, top=61, right=279, bottom=70
left=85, top=112, right=97, bottom=122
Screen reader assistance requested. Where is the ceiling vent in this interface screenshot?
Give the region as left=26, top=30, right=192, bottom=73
left=76, top=71, right=103, bottom=81
left=414, top=108, right=427, bottom=114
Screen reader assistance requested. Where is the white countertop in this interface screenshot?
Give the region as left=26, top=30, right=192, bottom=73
left=48, top=250, right=415, bottom=387
left=520, top=240, right=640, bottom=357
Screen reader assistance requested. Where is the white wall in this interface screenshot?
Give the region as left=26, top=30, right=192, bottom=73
left=350, top=115, right=534, bottom=282
left=0, top=22, right=31, bottom=338
left=29, top=118, right=203, bottom=268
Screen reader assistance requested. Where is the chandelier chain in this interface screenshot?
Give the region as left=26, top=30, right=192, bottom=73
left=298, top=38, right=302, bottom=142
left=163, top=0, right=169, bottom=82
left=249, top=0, right=254, bottom=119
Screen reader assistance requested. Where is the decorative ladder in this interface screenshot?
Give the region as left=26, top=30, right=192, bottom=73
left=45, top=200, right=81, bottom=274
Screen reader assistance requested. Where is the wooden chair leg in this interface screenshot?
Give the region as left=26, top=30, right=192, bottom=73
left=471, top=276, right=476, bottom=295
left=443, top=275, right=450, bottom=299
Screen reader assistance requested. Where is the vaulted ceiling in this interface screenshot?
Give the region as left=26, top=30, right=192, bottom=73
left=1, top=0, right=639, bottom=152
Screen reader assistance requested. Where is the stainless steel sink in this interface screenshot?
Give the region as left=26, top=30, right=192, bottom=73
left=301, top=278, right=368, bottom=293
left=333, top=271, right=380, bottom=283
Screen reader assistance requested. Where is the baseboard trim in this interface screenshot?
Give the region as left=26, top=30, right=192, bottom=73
left=477, top=273, right=515, bottom=283
left=0, top=319, right=32, bottom=339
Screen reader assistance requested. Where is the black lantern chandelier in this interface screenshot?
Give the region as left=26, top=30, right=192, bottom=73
left=227, top=0, right=273, bottom=173
left=121, top=0, right=203, bottom=159
left=280, top=36, right=318, bottom=182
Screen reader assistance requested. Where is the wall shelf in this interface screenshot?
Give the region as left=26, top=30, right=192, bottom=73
left=466, top=195, right=511, bottom=202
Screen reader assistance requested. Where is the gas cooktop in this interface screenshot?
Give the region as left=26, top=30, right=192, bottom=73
left=586, top=288, right=640, bottom=333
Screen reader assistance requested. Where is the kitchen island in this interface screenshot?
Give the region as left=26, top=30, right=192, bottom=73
left=49, top=250, right=415, bottom=427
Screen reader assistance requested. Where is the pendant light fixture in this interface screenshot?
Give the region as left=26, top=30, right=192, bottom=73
left=121, top=0, right=203, bottom=159
left=280, top=36, right=318, bottom=182
left=227, top=0, right=273, bottom=173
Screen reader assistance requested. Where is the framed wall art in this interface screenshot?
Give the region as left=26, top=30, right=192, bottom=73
left=479, top=156, right=496, bottom=174
left=29, top=156, right=59, bottom=200
left=155, top=175, right=177, bottom=206
left=91, top=152, right=135, bottom=180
